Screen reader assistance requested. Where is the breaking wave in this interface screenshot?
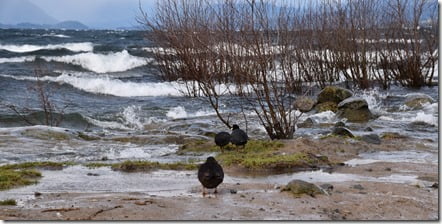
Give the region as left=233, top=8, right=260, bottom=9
left=0, top=73, right=184, bottom=97
left=0, top=42, right=93, bottom=53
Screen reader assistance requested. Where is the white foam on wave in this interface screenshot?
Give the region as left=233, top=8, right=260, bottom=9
left=359, top=89, right=388, bottom=114
left=0, top=56, right=35, bottom=63
left=42, top=50, right=150, bottom=73
left=42, top=33, right=70, bottom=38
left=0, top=42, right=93, bottom=53
left=166, top=106, right=219, bottom=119
left=0, top=73, right=184, bottom=97
left=307, top=111, right=336, bottom=123
left=412, top=111, right=437, bottom=126
left=119, top=105, right=144, bottom=130
left=166, top=106, right=188, bottom=119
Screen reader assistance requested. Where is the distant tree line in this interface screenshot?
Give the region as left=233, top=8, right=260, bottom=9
left=140, top=0, right=438, bottom=139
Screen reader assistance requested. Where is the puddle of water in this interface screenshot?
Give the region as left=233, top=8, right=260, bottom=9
left=346, top=150, right=438, bottom=166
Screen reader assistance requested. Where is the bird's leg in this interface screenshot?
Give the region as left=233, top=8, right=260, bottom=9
left=202, top=187, right=207, bottom=197
left=214, top=188, right=218, bottom=194
left=221, top=146, right=224, bottom=153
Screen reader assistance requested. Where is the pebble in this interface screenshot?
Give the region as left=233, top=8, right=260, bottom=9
left=230, top=189, right=237, bottom=194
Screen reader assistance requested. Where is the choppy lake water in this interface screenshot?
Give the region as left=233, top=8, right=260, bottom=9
left=0, top=29, right=438, bottom=176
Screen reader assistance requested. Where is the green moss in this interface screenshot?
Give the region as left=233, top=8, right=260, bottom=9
left=84, top=163, right=112, bottom=169
left=0, top=199, right=17, bottom=206
left=78, top=132, right=100, bottom=141
left=315, top=102, right=338, bottom=113
left=0, top=161, right=75, bottom=170
left=215, top=140, right=328, bottom=171
left=111, top=161, right=198, bottom=172
left=0, top=169, right=41, bottom=191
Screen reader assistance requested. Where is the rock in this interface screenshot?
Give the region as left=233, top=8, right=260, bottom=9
left=87, top=173, right=100, bottom=176
left=336, top=97, right=373, bottom=122
left=431, top=183, right=438, bottom=189
left=361, top=134, right=381, bottom=144
left=320, top=184, right=334, bottom=193
left=298, top=118, right=316, bottom=128
left=315, top=102, right=338, bottom=113
left=282, top=180, right=324, bottom=198
left=294, top=96, right=316, bottom=112
left=385, top=167, right=392, bottom=171
left=332, top=127, right=354, bottom=138
left=404, top=93, right=434, bottom=109
left=317, top=86, right=353, bottom=104
left=34, top=192, right=42, bottom=197
left=334, top=121, right=346, bottom=128
left=364, top=126, right=373, bottom=132
left=352, top=184, right=364, bottom=190
left=381, top=132, right=407, bottom=140
left=230, top=189, right=237, bottom=194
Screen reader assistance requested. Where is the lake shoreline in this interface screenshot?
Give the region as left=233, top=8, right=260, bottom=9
left=0, top=136, right=438, bottom=220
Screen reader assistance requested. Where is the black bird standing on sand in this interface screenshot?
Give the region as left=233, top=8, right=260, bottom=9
left=214, top=131, right=231, bottom=152
left=198, top=156, right=224, bottom=196
left=230, top=124, right=248, bottom=148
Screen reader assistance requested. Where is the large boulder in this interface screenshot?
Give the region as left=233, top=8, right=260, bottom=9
left=294, top=96, right=316, bottom=113
left=317, top=86, right=353, bottom=104
left=336, top=97, right=373, bottom=122
left=404, top=93, right=434, bottom=109
left=315, top=101, right=338, bottom=113
left=282, top=180, right=324, bottom=198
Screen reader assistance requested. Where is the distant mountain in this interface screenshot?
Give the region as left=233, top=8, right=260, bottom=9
left=0, top=0, right=58, bottom=25
left=53, top=21, right=89, bottom=30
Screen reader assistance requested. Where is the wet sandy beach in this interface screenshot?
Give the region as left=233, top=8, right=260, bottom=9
left=0, top=137, right=438, bottom=221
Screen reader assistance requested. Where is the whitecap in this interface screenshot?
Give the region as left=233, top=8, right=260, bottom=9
left=0, top=42, right=93, bottom=53
left=166, top=106, right=188, bottom=119
left=42, top=50, right=150, bottom=73
left=0, top=56, right=35, bottom=63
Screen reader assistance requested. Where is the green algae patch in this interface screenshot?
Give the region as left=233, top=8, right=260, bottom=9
left=111, top=161, right=198, bottom=172
left=0, top=161, right=75, bottom=170
left=0, top=168, right=41, bottom=191
left=214, top=140, right=328, bottom=171
left=84, top=163, right=112, bottom=169
left=0, top=199, right=17, bottom=206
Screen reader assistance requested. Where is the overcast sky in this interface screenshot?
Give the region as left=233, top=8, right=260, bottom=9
left=28, top=0, right=156, bottom=29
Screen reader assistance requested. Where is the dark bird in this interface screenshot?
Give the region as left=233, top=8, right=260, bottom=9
left=198, top=156, right=224, bottom=196
left=230, top=124, right=248, bottom=149
left=214, top=131, right=231, bottom=152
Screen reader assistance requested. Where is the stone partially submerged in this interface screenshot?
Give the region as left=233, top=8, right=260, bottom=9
left=281, top=180, right=324, bottom=198
left=404, top=93, right=434, bottom=109
left=294, top=96, right=316, bottom=113
left=317, top=86, right=353, bottom=104
left=336, top=97, right=373, bottom=122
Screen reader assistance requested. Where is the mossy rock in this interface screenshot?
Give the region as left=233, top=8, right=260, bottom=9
left=336, top=97, right=373, bottom=122
left=282, top=180, right=324, bottom=197
left=404, top=93, right=434, bottom=109
left=294, top=96, right=316, bottom=112
left=315, top=102, right=338, bottom=113
left=317, top=86, right=353, bottom=104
